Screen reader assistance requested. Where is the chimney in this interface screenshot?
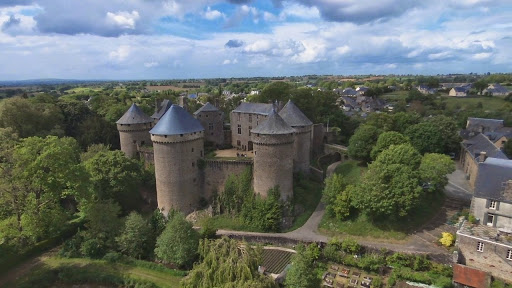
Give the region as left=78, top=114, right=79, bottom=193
left=479, top=151, right=487, bottom=163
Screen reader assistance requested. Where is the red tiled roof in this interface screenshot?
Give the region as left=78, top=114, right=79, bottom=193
left=453, top=264, right=490, bottom=288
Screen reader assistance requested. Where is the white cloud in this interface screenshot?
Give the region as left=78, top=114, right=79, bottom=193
left=244, top=40, right=273, bottom=53
left=109, top=45, right=131, bottom=61
left=472, top=52, right=492, bottom=60
left=279, top=2, right=320, bottom=20
left=222, top=59, right=231, bottom=64
left=106, top=10, right=140, bottom=29
left=203, top=7, right=224, bottom=20
left=335, top=45, right=351, bottom=55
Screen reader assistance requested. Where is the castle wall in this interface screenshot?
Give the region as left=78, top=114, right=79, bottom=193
left=117, top=123, right=152, bottom=158
left=202, top=159, right=253, bottom=200
left=195, top=110, right=224, bottom=146
left=252, top=133, right=294, bottom=201
left=311, top=123, right=325, bottom=157
left=293, top=126, right=312, bottom=174
left=231, top=111, right=268, bottom=151
left=151, top=132, right=204, bottom=216
left=457, top=233, right=512, bottom=282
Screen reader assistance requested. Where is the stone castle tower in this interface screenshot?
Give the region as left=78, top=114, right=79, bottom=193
left=116, top=103, right=154, bottom=158
left=279, top=100, right=313, bottom=174
left=149, top=104, right=205, bottom=216
left=251, top=109, right=295, bottom=201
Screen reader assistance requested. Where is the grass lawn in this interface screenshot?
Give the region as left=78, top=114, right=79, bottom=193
left=334, top=160, right=367, bottom=183
left=198, top=214, right=255, bottom=232
left=441, top=95, right=512, bottom=112
left=381, top=90, right=408, bottom=101
left=12, top=255, right=184, bottom=288
left=321, top=159, right=445, bottom=240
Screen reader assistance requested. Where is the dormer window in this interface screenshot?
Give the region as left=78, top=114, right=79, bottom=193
left=489, top=200, right=497, bottom=209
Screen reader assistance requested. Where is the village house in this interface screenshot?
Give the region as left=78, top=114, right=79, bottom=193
left=417, top=85, right=437, bottom=94
left=456, top=157, right=512, bottom=283
left=449, top=86, right=469, bottom=97
left=483, top=83, right=510, bottom=96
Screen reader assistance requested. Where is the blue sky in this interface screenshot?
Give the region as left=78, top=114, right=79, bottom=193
left=0, top=0, right=511, bottom=80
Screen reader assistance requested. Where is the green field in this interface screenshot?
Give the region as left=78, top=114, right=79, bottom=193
left=64, top=87, right=103, bottom=93
left=441, top=95, right=512, bottom=112
left=10, top=255, right=185, bottom=288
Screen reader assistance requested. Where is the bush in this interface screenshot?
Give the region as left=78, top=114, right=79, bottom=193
left=468, top=214, right=477, bottom=224
left=80, top=238, right=107, bottom=258
left=58, top=233, right=83, bottom=258
left=386, top=252, right=413, bottom=268
left=200, top=218, right=218, bottom=239
left=103, top=251, right=123, bottom=263
left=342, top=238, right=361, bottom=254
left=372, top=276, right=383, bottom=288
left=439, top=232, right=455, bottom=247
left=358, top=253, right=386, bottom=272
left=413, top=255, right=431, bottom=271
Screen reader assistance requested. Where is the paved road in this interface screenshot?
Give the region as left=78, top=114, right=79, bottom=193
left=218, top=161, right=474, bottom=255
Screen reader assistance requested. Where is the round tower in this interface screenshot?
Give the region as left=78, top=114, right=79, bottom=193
left=116, top=103, right=154, bottom=158
left=150, top=105, right=204, bottom=216
left=251, top=109, right=295, bottom=201
left=279, top=100, right=313, bottom=174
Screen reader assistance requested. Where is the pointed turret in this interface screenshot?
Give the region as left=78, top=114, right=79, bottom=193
left=251, top=109, right=294, bottom=201
left=151, top=99, right=173, bottom=122
left=116, top=103, right=153, bottom=158
left=279, top=100, right=313, bottom=174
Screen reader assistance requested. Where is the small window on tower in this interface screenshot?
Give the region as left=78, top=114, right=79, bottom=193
left=209, top=123, right=214, bottom=130
left=192, top=162, right=195, bottom=167
left=192, top=148, right=194, bottom=152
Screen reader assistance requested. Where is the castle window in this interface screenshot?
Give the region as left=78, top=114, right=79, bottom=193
left=238, top=113, right=241, bottom=121
left=249, top=126, right=252, bottom=136
left=237, top=124, right=242, bottom=135
left=191, top=148, right=194, bottom=152
left=477, top=241, right=484, bottom=252
left=237, top=140, right=241, bottom=146
left=249, top=115, right=252, bottom=123
left=489, top=200, right=497, bottom=209
left=209, top=123, right=214, bottom=130
left=200, top=150, right=203, bottom=157
left=507, top=250, right=512, bottom=260
left=206, top=114, right=209, bottom=118
left=192, top=162, right=195, bottom=167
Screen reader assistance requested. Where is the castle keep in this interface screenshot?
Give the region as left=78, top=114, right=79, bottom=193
left=117, top=100, right=313, bottom=215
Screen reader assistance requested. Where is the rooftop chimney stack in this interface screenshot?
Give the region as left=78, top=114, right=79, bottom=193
left=479, top=151, right=487, bottom=163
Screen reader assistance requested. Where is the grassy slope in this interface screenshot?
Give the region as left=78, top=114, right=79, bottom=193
left=12, top=256, right=184, bottom=288
left=319, top=160, right=444, bottom=241
left=441, top=95, right=512, bottom=111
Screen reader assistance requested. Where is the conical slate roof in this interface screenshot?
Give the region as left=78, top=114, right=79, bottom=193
left=116, top=103, right=153, bottom=125
left=251, top=109, right=295, bottom=135
left=279, top=100, right=313, bottom=127
left=151, top=99, right=173, bottom=120
left=194, top=102, right=219, bottom=115
left=150, top=104, right=204, bottom=135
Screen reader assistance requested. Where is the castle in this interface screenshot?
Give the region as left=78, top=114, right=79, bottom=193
left=116, top=100, right=314, bottom=216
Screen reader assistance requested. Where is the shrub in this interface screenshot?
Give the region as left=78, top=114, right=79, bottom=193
left=439, top=232, right=455, bottom=247
left=386, top=252, right=413, bottom=268
left=80, top=238, right=107, bottom=258
left=372, top=276, right=383, bottom=288
left=342, top=238, right=361, bottom=254
left=103, top=251, right=122, bottom=263
left=358, top=253, right=386, bottom=272
left=413, top=255, right=431, bottom=271
left=59, top=233, right=83, bottom=258
left=200, top=218, right=218, bottom=239
left=468, top=214, right=477, bottom=224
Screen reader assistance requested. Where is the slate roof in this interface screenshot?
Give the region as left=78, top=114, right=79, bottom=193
left=149, top=104, right=204, bottom=135
left=474, top=157, right=512, bottom=202
left=194, top=102, right=219, bottom=115
left=452, top=87, right=467, bottom=93
left=232, top=102, right=273, bottom=115
left=466, top=117, right=504, bottom=132
left=151, top=99, right=173, bottom=120
left=251, top=109, right=295, bottom=135
left=278, top=100, right=312, bottom=127
left=462, top=133, right=508, bottom=160
left=116, top=103, right=153, bottom=125
left=453, top=264, right=490, bottom=288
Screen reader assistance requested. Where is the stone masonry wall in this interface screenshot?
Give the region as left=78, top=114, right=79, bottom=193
left=117, top=122, right=152, bottom=158
left=458, top=234, right=512, bottom=282
left=230, top=111, right=268, bottom=151
left=252, top=133, right=294, bottom=201
left=152, top=132, right=204, bottom=216
left=293, top=126, right=312, bottom=174
left=202, top=159, right=253, bottom=200
left=195, top=110, right=224, bottom=146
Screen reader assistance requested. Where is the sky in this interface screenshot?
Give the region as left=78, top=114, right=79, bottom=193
left=0, top=0, right=511, bottom=80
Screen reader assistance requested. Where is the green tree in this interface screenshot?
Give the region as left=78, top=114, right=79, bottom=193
left=391, top=112, right=420, bottom=133
left=180, top=237, right=277, bottom=288
left=419, top=153, right=455, bottom=193
left=353, top=162, right=422, bottom=219
left=374, top=144, right=422, bottom=169
left=366, top=113, right=393, bottom=131
left=116, top=212, right=153, bottom=259
left=285, top=244, right=320, bottom=288
left=332, top=185, right=353, bottom=221
left=250, top=81, right=292, bottom=103
left=81, top=200, right=122, bottom=258
left=154, top=213, right=199, bottom=268
left=473, top=79, right=488, bottom=95
left=83, top=150, right=143, bottom=211
left=405, top=122, right=444, bottom=154
left=370, top=132, right=410, bottom=160
left=348, top=125, right=381, bottom=163
left=428, top=115, right=461, bottom=154
left=323, top=174, right=346, bottom=217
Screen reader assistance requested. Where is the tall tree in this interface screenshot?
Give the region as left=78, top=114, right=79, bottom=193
left=419, top=153, right=455, bottom=193
left=155, top=213, right=199, bottom=268
left=348, top=125, right=381, bottom=163
left=405, top=122, right=444, bottom=154
left=116, top=211, right=153, bottom=259
left=285, top=244, right=320, bottom=288
left=370, top=132, right=410, bottom=160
